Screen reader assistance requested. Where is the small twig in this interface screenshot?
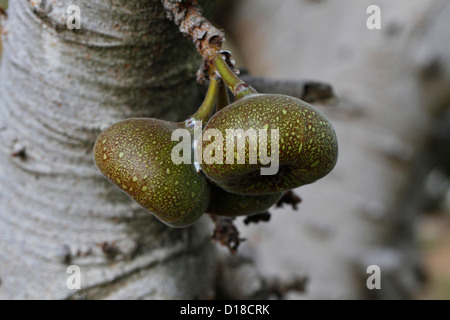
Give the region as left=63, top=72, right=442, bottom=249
left=240, top=75, right=335, bottom=104
left=97, top=241, right=120, bottom=260
left=276, top=190, right=302, bottom=210
left=303, top=81, right=335, bottom=103
left=210, top=215, right=245, bottom=254
left=243, top=211, right=271, bottom=225
left=161, top=0, right=224, bottom=64
left=11, top=147, right=27, bottom=160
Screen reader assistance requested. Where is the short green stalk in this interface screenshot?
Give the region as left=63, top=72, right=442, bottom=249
left=216, top=79, right=230, bottom=112
left=187, top=74, right=220, bottom=127
left=213, top=54, right=258, bottom=100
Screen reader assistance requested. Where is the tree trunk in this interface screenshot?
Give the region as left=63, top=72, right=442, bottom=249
left=0, top=0, right=217, bottom=299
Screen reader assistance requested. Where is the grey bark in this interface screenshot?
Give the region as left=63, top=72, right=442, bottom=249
left=0, top=0, right=217, bottom=299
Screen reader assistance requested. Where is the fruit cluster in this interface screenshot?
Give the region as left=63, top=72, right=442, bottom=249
left=94, top=54, right=338, bottom=227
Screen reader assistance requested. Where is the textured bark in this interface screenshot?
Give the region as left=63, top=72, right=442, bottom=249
left=0, top=0, right=217, bottom=299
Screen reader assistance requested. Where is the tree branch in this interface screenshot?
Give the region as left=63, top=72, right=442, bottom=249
left=240, top=75, right=336, bottom=104
left=161, top=0, right=224, bottom=63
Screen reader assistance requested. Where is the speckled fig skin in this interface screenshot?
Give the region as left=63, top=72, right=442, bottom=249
left=200, top=94, right=338, bottom=195
left=94, top=118, right=210, bottom=228
left=207, top=183, right=283, bottom=217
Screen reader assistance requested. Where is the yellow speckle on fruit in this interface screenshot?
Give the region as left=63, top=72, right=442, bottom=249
left=133, top=176, right=138, bottom=182
left=102, top=139, right=107, bottom=144
left=103, top=154, right=107, bottom=160
left=166, top=168, right=170, bottom=174
left=311, top=160, right=320, bottom=167
left=142, top=186, right=148, bottom=192
left=119, top=152, right=124, bottom=158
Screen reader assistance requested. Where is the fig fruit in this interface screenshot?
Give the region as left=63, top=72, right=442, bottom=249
left=197, top=55, right=338, bottom=195
left=207, top=183, right=283, bottom=217
left=94, top=75, right=219, bottom=227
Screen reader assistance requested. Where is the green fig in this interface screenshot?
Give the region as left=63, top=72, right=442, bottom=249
left=197, top=55, right=338, bottom=195
left=207, top=183, right=283, bottom=217
left=94, top=119, right=210, bottom=227
left=94, top=75, right=220, bottom=227
left=206, top=80, right=284, bottom=216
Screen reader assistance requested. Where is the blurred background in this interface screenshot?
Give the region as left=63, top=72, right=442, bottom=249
left=211, top=0, right=450, bottom=299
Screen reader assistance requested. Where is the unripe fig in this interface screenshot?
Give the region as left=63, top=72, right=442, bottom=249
left=94, top=74, right=220, bottom=228
left=199, top=94, right=338, bottom=195
left=94, top=118, right=210, bottom=227
left=207, top=183, right=283, bottom=217
left=204, top=80, right=285, bottom=217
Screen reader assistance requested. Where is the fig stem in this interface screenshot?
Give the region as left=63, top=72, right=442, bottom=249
left=216, top=79, right=230, bottom=112
left=188, top=73, right=219, bottom=126
left=213, top=54, right=258, bottom=100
